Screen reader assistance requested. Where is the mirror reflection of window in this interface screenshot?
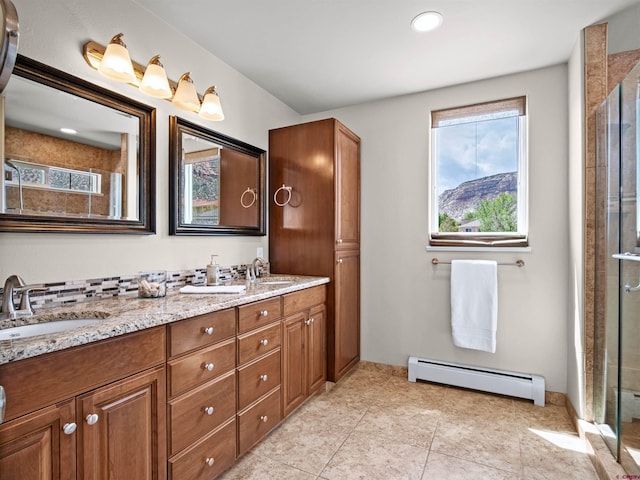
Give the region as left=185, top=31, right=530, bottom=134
left=181, top=133, right=221, bottom=226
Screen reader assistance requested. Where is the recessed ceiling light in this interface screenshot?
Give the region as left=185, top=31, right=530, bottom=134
left=60, top=127, right=77, bottom=134
left=411, top=11, right=443, bottom=33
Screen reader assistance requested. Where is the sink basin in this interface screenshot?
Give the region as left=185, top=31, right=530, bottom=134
left=0, top=318, right=102, bottom=340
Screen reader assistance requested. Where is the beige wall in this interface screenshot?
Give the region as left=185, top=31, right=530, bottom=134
left=304, top=64, right=571, bottom=393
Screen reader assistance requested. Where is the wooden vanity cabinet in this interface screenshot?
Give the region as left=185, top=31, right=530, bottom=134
left=282, top=285, right=327, bottom=416
left=0, top=400, right=76, bottom=480
left=269, top=118, right=361, bottom=382
left=166, top=308, right=237, bottom=480
left=0, top=326, right=167, bottom=480
left=236, top=298, right=282, bottom=456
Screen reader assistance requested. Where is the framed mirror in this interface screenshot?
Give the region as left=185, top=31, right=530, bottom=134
left=169, top=116, right=266, bottom=235
left=0, top=55, right=156, bottom=233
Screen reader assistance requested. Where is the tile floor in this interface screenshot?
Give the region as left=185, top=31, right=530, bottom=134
left=220, top=366, right=600, bottom=479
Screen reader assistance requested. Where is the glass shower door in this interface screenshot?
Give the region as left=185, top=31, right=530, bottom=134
left=597, top=59, right=640, bottom=474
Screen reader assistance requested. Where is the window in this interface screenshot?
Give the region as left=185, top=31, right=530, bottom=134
left=182, top=147, right=220, bottom=225
left=5, top=159, right=101, bottom=194
left=429, top=96, right=528, bottom=247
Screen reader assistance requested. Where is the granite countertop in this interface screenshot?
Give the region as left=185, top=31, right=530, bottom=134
left=0, top=275, right=329, bottom=365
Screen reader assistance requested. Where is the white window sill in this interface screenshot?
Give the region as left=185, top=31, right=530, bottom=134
left=426, top=245, right=532, bottom=253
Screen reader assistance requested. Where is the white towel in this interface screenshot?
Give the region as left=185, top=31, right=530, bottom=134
left=179, top=285, right=246, bottom=294
left=450, top=260, right=498, bottom=353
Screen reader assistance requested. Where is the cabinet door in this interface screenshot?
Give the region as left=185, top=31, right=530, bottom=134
left=0, top=400, right=75, bottom=480
left=307, top=304, right=327, bottom=395
left=335, top=122, right=360, bottom=250
left=282, top=311, right=307, bottom=416
left=333, top=250, right=360, bottom=381
left=78, top=366, right=166, bottom=480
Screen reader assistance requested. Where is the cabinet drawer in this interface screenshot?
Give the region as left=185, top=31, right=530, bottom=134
left=237, top=388, right=281, bottom=456
left=237, top=349, right=281, bottom=411
left=237, top=321, right=281, bottom=365
left=168, top=418, right=236, bottom=480
left=283, top=285, right=326, bottom=316
left=168, top=370, right=236, bottom=456
left=168, top=339, right=235, bottom=398
left=237, top=297, right=282, bottom=334
left=168, top=309, right=236, bottom=358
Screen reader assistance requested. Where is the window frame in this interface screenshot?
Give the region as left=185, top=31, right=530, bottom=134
left=428, top=96, right=529, bottom=248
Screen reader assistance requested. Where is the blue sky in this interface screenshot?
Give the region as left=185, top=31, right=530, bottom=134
left=435, top=117, right=518, bottom=195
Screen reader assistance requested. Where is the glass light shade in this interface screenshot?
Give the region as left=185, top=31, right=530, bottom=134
left=98, top=34, right=136, bottom=83
left=139, top=55, right=172, bottom=99
left=172, top=72, right=200, bottom=112
left=411, top=11, right=443, bottom=32
left=199, top=86, right=224, bottom=121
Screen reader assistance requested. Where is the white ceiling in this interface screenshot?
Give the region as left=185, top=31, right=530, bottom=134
left=134, top=0, right=639, bottom=115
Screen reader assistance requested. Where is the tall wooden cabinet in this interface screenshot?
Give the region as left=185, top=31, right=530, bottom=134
left=269, top=118, right=360, bottom=382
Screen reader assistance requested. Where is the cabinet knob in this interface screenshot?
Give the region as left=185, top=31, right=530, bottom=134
left=260, top=415, right=268, bottom=423
left=260, top=374, right=268, bottom=382
left=204, top=406, right=214, bottom=415
left=205, top=457, right=215, bottom=467
left=62, top=422, right=77, bottom=435
left=338, top=238, right=343, bottom=244
left=260, top=339, right=269, bottom=346
left=204, top=363, right=215, bottom=372
left=260, top=310, right=268, bottom=317
left=337, top=259, right=343, bottom=264
left=203, top=326, right=214, bottom=335
left=305, top=318, right=312, bottom=326
left=85, top=413, right=99, bottom=425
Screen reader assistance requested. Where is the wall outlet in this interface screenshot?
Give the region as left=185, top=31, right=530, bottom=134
left=257, top=247, right=264, bottom=258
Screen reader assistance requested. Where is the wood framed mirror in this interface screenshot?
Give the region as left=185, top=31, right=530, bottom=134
left=169, top=116, right=266, bottom=236
left=0, top=55, right=156, bottom=233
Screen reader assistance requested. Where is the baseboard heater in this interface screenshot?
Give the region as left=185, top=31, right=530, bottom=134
left=408, top=356, right=545, bottom=406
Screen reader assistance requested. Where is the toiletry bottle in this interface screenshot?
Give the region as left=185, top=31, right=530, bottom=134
left=207, top=255, right=220, bottom=285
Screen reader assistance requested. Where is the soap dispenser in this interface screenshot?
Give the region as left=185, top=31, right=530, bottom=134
left=206, top=255, right=221, bottom=285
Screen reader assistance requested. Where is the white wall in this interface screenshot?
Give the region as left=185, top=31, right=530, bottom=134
left=305, top=65, right=570, bottom=393
left=0, top=0, right=299, bottom=283
left=566, top=33, right=586, bottom=417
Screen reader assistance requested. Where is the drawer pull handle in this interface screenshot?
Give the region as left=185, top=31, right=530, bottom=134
left=203, top=326, right=214, bottom=335
left=205, top=457, right=215, bottom=467
left=204, top=363, right=215, bottom=372
left=204, top=406, right=214, bottom=415
left=260, top=310, right=268, bottom=317
left=260, top=415, right=268, bottom=423
left=62, top=423, right=77, bottom=435
left=260, top=374, right=268, bottom=382
left=85, top=414, right=99, bottom=426
left=260, top=339, right=269, bottom=346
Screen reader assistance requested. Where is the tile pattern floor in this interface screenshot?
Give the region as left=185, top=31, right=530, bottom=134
left=220, top=366, right=600, bottom=479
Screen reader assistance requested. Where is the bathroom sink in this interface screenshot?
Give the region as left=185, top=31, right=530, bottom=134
left=0, top=318, right=102, bottom=341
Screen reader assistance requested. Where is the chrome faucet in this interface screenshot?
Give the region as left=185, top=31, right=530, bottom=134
left=247, top=257, right=265, bottom=281
left=1, top=275, right=46, bottom=319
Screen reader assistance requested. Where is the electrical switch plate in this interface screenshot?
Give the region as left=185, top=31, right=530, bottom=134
left=257, top=247, right=264, bottom=258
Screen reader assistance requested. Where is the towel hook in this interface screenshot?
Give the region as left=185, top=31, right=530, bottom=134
left=240, top=187, right=257, bottom=208
left=273, top=184, right=292, bottom=207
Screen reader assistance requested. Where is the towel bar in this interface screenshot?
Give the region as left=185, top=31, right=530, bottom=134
left=431, top=258, right=524, bottom=267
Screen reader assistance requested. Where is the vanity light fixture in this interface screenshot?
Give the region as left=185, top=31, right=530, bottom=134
left=411, top=11, right=443, bottom=32
left=199, top=86, right=225, bottom=121
left=172, top=72, right=200, bottom=112
left=139, top=55, right=172, bottom=99
left=97, top=33, right=136, bottom=83
left=82, top=34, right=225, bottom=120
